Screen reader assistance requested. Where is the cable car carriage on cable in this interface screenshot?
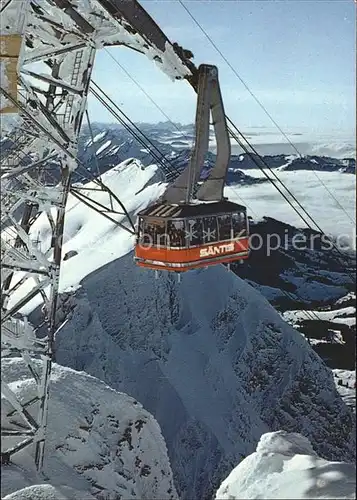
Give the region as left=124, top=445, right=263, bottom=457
left=134, top=64, right=250, bottom=272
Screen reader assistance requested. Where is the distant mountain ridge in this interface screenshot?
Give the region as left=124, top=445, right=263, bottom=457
left=77, top=123, right=355, bottom=184
left=1, top=123, right=354, bottom=187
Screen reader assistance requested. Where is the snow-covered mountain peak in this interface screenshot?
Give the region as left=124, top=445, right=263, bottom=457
left=3, top=151, right=355, bottom=498
left=53, top=252, right=355, bottom=498
left=1, top=359, right=178, bottom=500
left=215, top=430, right=356, bottom=499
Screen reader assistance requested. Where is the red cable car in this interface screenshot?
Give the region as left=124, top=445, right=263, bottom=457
left=134, top=64, right=250, bottom=272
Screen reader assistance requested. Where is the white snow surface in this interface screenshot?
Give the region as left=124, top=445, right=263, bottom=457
left=283, top=307, right=356, bottom=328
left=1, top=359, right=178, bottom=500
left=3, top=484, right=95, bottom=500
left=52, top=253, right=355, bottom=498
left=215, top=431, right=356, bottom=500
left=95, top=139, right=111, bottom=155
left=92, top=131, right=106, bottom=143
left=335, top=292, right=356, bottom=307
left=3, top=160, right=355, bottom=498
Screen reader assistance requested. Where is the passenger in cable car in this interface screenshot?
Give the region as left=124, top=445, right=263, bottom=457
left=142, top=224, right=152, bottom=245
left=155, top=221, right=166, bottom=245
left=143, top=220, right=165, bottom=246
left=232, top=213, right=246, bottom=237
left=167, top=220, right=185, bottom=247
left=218, top=215, right=231, bottom=241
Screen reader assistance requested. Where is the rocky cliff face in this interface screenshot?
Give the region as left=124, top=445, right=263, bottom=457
left=1, top=359, right=178, bottom=500
left=51, top=256, right=355, bottom=499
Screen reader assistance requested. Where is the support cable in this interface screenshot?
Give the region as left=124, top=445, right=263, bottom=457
left=0, top=86, right=136, bottom=234
left=91, top=71, right=325, bottom=323
left=85, top=109, right=102, bottom=180
left=177, top=0, right=355, bottom=225
left=90, top=84, right=176, bottom=180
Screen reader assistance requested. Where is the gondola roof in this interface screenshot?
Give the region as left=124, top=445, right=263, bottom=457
left=138, top=200, right=246, bottom=219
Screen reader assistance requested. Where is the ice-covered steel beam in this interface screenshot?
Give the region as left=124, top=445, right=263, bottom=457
left=50, top=0, right=96, bottom=34
left=0, top=0, right=198, bottom=473
left=97, top=0, right=196, bottom=80
left=98, top=0, right=170, bottom=52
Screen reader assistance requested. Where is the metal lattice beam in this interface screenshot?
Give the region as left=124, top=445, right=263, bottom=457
left=1, top=0, right=194, bottom=473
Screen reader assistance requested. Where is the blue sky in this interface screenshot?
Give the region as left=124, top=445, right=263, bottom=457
left=88, top=0, right=355, bottom=132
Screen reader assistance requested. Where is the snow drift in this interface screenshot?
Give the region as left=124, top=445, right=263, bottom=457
left=1, top=359, right=178, bottom=500
left=215, top=431, right=356, bottom=499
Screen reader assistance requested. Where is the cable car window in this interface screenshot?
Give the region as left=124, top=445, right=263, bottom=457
left=154, top=219, right=167, bottom=246
left=141, top=220, right=153, bottom=245
left=167, top=220, right=186, bottom=248
left=202, top=216, right=218, bottom=243
left=217, top=215, right=232, bottom=241
left=187, top=218, right=203, bottom=246
left=142, top=219, right=167, bottom=246
left=232, top=212, right=246, bottom=238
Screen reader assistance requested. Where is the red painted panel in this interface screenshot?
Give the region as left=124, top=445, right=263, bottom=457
left=135, top=237, right=250, bottom=264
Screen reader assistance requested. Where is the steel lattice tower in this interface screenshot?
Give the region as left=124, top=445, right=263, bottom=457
left=1, top=0, right=192, bottom=471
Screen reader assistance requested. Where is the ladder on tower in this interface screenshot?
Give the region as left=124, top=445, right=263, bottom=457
left=62, top=51, right=84, bottom=128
